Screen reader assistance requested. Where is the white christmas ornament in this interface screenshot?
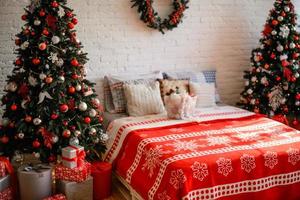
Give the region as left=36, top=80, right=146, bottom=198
left=45, top=64, right=50, bottom=69
left=6, top=82, right=18, bottom=92
left=69, top=137, right=79, bottom=145
left=94, top=138, right=100, bottom=144
left=89, top=128, right=97, bottom=135
left=277, top=45, right=284, bottom=52
left=21, top=100, right=29, bottom=109
left=33, top=118, right=42, bottom=125
left=261, top=77, right=268, bottom=84
left=250, top=99, right=256, bottom=105
left=28, top=76, right=38, bottom=86
left=251, top=76, right=257, bottom=82
left=280, top=54, right=288, bottom=61
left=48, top=52, right=58, bottom=63
left=278, top=16, right=284, bottom=22
left=18, top=132, right=25, bottom=139
left=89, top=109, right=97, bottom=117
left=33, top=152, right=40, bottom=158
left=55, top=58, right=64, bottom=67
left=93, top=98, right=100, bottom=105
left=269, top=86, right=283, bottom=111
left=245, top=80, right=250, bottom=86
left=279, top=25, right=290, bottom=38
left=58, top=76, right=65, bottom=83
left=269, top=111, right=275, bottom=117
left=247, top=88, right=253, bottom=95
left=39, top=73, right=47, bottom=80
left=101, top=133, right=109, bottom=142
left=271, top=30, right=277, bottom=35
left=75, top=84, right=82, bottom=91
left=280, top=98, right=287, bottom=104
left=295, top=73, right=300, bottom=78
left=289, top=43, right=296, bottom=49
left=34, top=19, right=41, bottom=26
left=52, top=135, right=59, bottom=143
left=284, top=6, right=290, bottom=12
left=21, top=41, right=29, bottom=50
left=79, top=102, right=88, bottom=111
left=51, top=36, right=60, bottom=44
left=38, top=91, right=53, bottom=104
left=296, top=101, right=300, bottom=106
left=74, top=130, right=81, bottom=137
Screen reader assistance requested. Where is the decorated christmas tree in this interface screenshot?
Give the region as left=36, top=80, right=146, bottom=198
left=0, top=0, right=107, bottom=162
left=239, top=0, right=300, bottom=125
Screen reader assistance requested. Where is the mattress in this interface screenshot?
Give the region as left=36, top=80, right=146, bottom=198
left=104, top=106, right=300, bottom=200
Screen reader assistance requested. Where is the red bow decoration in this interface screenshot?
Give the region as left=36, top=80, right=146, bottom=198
left=39, top=127, right=53, bottom=149
left=62, top=145, right=86, bottom=168
left=283, top=68, right=292, bottom=81
left=46, top=15, right=57, bottom=31
left=0, top=157, right=13, bottom=175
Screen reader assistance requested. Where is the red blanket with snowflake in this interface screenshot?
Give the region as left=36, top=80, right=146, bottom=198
left=104, top=108, right=300, bottom=200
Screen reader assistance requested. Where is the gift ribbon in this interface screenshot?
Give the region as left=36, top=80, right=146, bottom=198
left=0, top=157, right=16, bottom=199
left=0, top=157, right=13, bottom=175
left=62, top=145, right=86, bottom=168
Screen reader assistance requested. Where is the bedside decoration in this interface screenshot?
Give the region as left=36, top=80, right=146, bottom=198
left=131, top=0, right=189, bottom=33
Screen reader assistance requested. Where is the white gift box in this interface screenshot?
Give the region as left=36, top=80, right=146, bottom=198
left=62, top=145, right=84, bottom=169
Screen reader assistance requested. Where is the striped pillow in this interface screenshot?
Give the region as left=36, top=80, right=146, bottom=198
left=124, top=81, right=165, bottom=117
left=189, top=82, right=217, bottom=107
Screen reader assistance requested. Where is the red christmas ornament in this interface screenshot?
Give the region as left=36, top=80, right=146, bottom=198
left=292, top=119, right=299, bottom=126
left=84, top=117, right=91, bottom=124
left=281, top=11, right=286, bottom=17
left=39, top=42, right=47, bottom=51
left=15, top=38, right=21, bottom=46
left=294, top=36, right=299, bottom=41
left=68, top=86, right=76, bottom=94
left=46, top=15, right=58, bottom=30
left=270, top=53, right=276, bottom=59
left=10, top=104, right=17, bottom=111
left=32, top=58, right=41, bottom=65
left=72, top=74, right=78, bottom=80
left=15, top=58, right=22, bottom=66
left=98, top=116, right=103, bottom=122
left=263, top=25, right=272, bottom=36
left=23, top=29, right=30, bottom=35
left=63, top=129, right=71, bottom=138
left=290, top=76, right=297, bottom=82
left=296, top=94, right=300, bottom=100
left=25, top=115, right=32, bottom=123
left=282, top=60, right=290, bottom=67
left=72, top=18, right=78, bottom=25
left=62, top=120, right=68, bottom=126
left=39, top=9, right=46, bottom=17
left=70, top=125, right=76, bottom=131
left=42, top=28, right=49, bottom=36
left=45, top=77, right=53, bottom=84
left=31, top=31, right=35, bottom=36
left=60, top=104, right=69, bottom=113
left=65, top=11, right=73, bottom=18
left=21, top=14, right=27, bottom=20
left=276, top=76, right=281, bottom=81
left=0, top=136, right=9, bottom=144
left=32, top=140, right=41, bottom=148
left=51, top=113, right=59, bottom=120
left=70, top=58, right=79, bottom=67
left=51, top=1, right=59, bottom=8
left=271, top=20, right=279, bottom=26
left=293, top=53, right=299, bottom=59
left=68, top=22, right=75, bottom=29
left=264, top=64, right=270, bottom=69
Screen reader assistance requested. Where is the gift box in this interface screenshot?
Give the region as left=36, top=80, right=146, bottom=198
left=91, top=162, right=112, bottom=200
left=43, top=194, right=67, bottom=200
left=0, top=187, right=13, bottom=200
left=0, top=175, right=10, bottom=191
left=56, top=176, right=93, bottom=200
left=18, top=164, right=52, bottom=200
left=62, top=145, right=85, bottom=169
left=54, top=161, right=91, bottom=183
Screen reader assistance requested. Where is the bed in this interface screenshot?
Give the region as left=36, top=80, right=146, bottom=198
left=104, top=105, right=300, bottom=200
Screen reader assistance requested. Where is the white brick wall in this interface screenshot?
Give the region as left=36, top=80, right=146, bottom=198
left=1, top=0, right=300, bottom=106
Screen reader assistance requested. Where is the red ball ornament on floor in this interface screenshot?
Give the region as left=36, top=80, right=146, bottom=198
left=51, top=1, right=59, bottom=8
left=39, top=9, right=46, bottom=17
left=72, top=18, right=78, bottom=25
left=68, top=22, right=75, bottom=29
left=63, top=129, right=71, bottom=138
left=39, top=42, right=47, bottom=51
left=60, top=104, right=69, bottom=113
left=10, top=104, right=17, bottom=111
left=32, top=140, right=41, bottom=148
left=21, top=14, right=27, bottom=20
left=84, top=117, right=91, bottom=124
left=70, top=58, right=79, bottom=67
left=32, top=58, right=41, bottom=65
left=68, top=86, right=76, bottom=94
left=0, top=136, right=9, bottom=144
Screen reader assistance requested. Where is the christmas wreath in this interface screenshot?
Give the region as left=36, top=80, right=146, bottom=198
left=131, top=0, right=189, bottom=34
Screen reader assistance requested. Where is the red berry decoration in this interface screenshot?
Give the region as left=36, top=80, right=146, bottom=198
left=15, top=58, right=22, bottom=66
left=0, top=136, right=9, bottom=144
left=272, top=20, right=279, bottom=26
left=39, top=42, right=47, bottom=51
left=72, top=74, right=78, bottom=80
left=51, top=113, right=59, bottom=120
left=276, top=76, right=281, bottom=81
left=72, top=18, right=78, bottom=25
left=63, top=129, right=71, bottom=138
left=70, top=58, right=79, bottom=67
left=60, top=104, right=69, bottom=113
left=68, top=22, right=75, bottom=29
left=21, top=14, right=27, bottom=20
left=42, top=28, right=49, bottom=36
left=39, top=9, right=46, bottom=17
left=10, top=104, right=17, bottom=111
left=270, top=53, right=276, bottom=59
left=296, top=94, right=300, bottom=100
left=66, top=11, right=73, bottom=18
left=68, top=86, right=76, bottom=94
left=32, top=140, right=41, bottom=148
left=32, top=58, right=41, bottom=65
left=84, top=117, right=91, bottom=124
left=51, top=1, right=59, bottom=8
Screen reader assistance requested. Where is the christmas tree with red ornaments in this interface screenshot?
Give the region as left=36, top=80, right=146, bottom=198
left=0, top=0, right=107, bottom=162
left=239, top=0, right=300, bottom=125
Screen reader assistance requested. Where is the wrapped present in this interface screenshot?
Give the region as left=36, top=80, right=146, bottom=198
left=11, top=153, right=42, bottom=171
left=18, top=164, right=52, bottom=200
left=164, top=93, right=197, bottom=120
left=0, top=157, right=13, bottom=178
left=91, top=162, right=112, bottom=200
left=56, top=176, right=93, bottom=200
left=62, top=145, right=85, bottom=169
left=43, top=194, right=67, bottom=200
left=0, top=175, right=10, bottom=191
left=0, top=187, right=13, bottom=200
left=55, top=161, right=91, bottom=183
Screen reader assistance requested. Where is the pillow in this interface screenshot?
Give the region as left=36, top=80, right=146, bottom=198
left=124, top=81, right=165, bottom=117
left=105, top=71, right=163, bottom=113
left=103, top=77, right=115, bottom=113
left=189, top=82, right=216, bottom=107
left=159, top=79, right=189, bottom=101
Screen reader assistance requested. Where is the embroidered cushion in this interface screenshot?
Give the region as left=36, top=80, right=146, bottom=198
left=189, top=82, right=216, bottom=108
left=124, top=81, right=165, bottom=117
left=159, top=79, right=189, bottom=102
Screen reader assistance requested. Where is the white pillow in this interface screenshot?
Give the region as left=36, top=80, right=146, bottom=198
left=124, top=81, right=165, bottom=117
left=189, top=82, right=216, bottom=107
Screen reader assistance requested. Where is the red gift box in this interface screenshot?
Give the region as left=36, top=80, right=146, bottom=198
left=0, top=187, right=13, bottom=200
left=55, top=161, right=91, bottom=183
left=91, top=162, right=112, bottom=200
left=43, top=193, right=67, bottom=200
